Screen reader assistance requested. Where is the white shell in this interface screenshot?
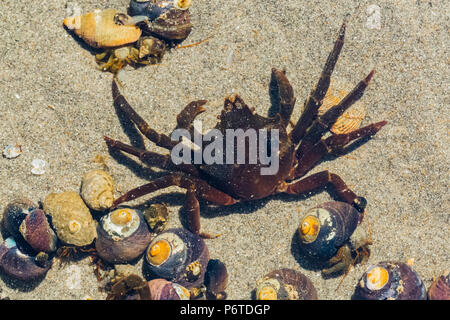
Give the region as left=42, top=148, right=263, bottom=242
left=80, top=169, right=115, bottom=211
left=2, top=144, right=22, bottom=159
left=31, top=159, right=47, bottom=175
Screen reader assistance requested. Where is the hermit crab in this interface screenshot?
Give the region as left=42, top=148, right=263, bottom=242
left=63, top=0, right=193, bottom=73
left=104, top=23, right=387, bottom=238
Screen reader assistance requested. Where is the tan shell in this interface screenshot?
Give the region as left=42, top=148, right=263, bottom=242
left=63, top=9, right=142, bottom=48
left=317, top=80, right=366, bottom=135
left=80, top=169, right=114, bottom=211
left=43, top=191, right=97, bottom=246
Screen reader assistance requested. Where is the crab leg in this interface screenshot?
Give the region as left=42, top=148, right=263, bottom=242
left=175, top=100, right=207, bottom=130
left=293, top=121, right=387, bottom=179
left=113, top=173, right=237, bottom=236
left=282, top=170, right=366, bottom=212
left=112, top=79, right=177, bottom=150
left=104, top=136, right=200, bottom=176
left=290, top=23, right=346, bottom=144
left=269, top=68, right=296, bottom=127
left=295, top=70, right=375, bottom=160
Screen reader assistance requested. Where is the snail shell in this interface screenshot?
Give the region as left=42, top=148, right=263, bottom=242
left=428, top=272, right=450, bottom=300
left=43, top=191, right=97, bottom=247
left=80, top=169, right=115, bottom=211
left=255, top=269, right=318, bottom=300
left=297, top=201, right=362, bottom=261
left=129, top=0, right=192, bottom=41
left=148, top=278, right=190, bottom=300
left=2, top=198, right=38, bottom=238
left=144, top=228, right=209, bottom=288
left=204, top=259, right=228, bottom=300
left=354, top=261, right=427, bottom=300
left=19, top=209, right=58, bottom=254
left=0, top=238, right=51, bottom=281
left=317, top=80, right=366, bottom=135
left=63, top=9, right=142, bottom=48
left=95, top=207, right=152, bottom=264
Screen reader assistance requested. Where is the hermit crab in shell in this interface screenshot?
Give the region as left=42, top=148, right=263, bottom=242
left=104, top=23, right=387, bottom=238
left=63, top=0, right=193, bottom=73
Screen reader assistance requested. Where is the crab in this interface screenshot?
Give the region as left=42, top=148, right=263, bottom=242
left=104, top=24, right=387, bottom=248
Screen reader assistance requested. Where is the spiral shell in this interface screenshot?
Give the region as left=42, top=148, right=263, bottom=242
left=428, top=272, right=450, bottom=300
left=63, top=9, right=142, bottom=48
left=19, top=209, right=57, bottom=254
left=255, top=269, right=318, bottom=300
left=317, top=81, right=366, bottom=135
left=297, top=201, right=362, bottom=260
left=144, top=228, right=209, bottom=288
left=0, top=238, right=51, bottom=281
left=43, top=191, right=97, bottom=247
left=2, top=198, right=38, bottom=238
left=80, top=169, right=115, bottom=211
left=354, top=261, right=427, bottom=300
left=95, top=207, right=152, bottom=264
left=148, top=278, right=190, bottom=300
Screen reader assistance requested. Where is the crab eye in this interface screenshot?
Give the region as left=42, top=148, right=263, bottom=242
left=173, top=0, right=192, bottom=10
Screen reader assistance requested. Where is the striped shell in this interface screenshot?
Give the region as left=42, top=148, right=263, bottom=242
left=428, top=272, right=450, bottom=300
left=63, top=9, right=142, bottom=48
left=317, top=80, right=366, bottom=134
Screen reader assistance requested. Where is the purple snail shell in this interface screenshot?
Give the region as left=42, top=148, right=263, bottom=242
left=297, top=201, right=362, bottom=260
left=19, top=209, right=58, bottom=254
left=95, top=207, right=152, bottom=264
left=144, top=228, right=209, bottom=288
left=2, top=198, right=38, bottom=238
left=428, top=272, right=449, bottom=300
left=148, top=278, right=190, bottom=300
left=354, top=261, right=427, bottom=300
left=204, top=259, right=228, bottom=300
left=0, top=238, right=51, bottom=281
left=255, top=268, right=318, bottom=300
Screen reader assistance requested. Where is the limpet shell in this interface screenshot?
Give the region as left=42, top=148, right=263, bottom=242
left=317, top=80, right=366, bottom=134
left=80, top=169, right=115, bottom=211
left=63, top=8, right=142, bottom=48
left=43, top=191, right=97, bottom=247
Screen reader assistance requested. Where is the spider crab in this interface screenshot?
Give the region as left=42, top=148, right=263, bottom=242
left=104, top=23, right=386, bottom=238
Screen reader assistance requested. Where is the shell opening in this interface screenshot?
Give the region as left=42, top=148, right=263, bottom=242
left=147, top=239, right=171, bottom=265
left=366, top=266, right=389, bottom=291
left=299, top=215, right=320, bottom=243
left=258, top=286, right=277, bottom=300
left=110, top=209, right=133, bottom=225
left=68, top=220, right=81, bottom=234
left=173, top=0, right=192, bottom=10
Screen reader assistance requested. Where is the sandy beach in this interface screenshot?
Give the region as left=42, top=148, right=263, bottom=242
left=0, top=0, right=448, bottom=299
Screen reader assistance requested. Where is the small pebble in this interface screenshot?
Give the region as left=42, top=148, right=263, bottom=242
left=2, top=144, right=22, bottom=159
left=31, top=158, right=47, bottom=175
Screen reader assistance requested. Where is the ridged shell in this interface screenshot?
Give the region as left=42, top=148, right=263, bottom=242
left=144, top=228, right=209, bottom=288
left=354, top=261, right=427, bottom=300
left=80, top=169, right=115, bottom=211
left=317, top=81, right=366, bottom=134
left=95, top=207, right=152, bottom=264
left=255, top=269, right=318, bottom=300
left=63, top=9, right=142, bottom=48
left=428, top=272, right=450, bottom=300
left=2, top=198, right=38, bottom=238
left=297, top=201, right=361, bottom=260
left=19, top=209, right=57, bottom=253
left=43, top=191, right=97, bottom=246
left=148, top=278, right=190, bottom=300
left=0, top=238, right=51, bottom=281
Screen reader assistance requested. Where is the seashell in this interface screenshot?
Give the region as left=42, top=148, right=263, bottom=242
left=108, top=274, right=151, bottom=300
left=2, top=144, right=22, bottom=159
left=142, top=203, right=169, bottom=233
left=2, top=198, right=38, bottom=239
left=129, top=0, right=192, bottom=41
left=80, top=169, right=115, bottom=211
left=0, top=238, right=51, bottom=281
left=30, top=158, right=47, bottom=175
left=147, top=278, right=190, bottom=300
left=19, top=209, right=58, bottom=254
left=297, top=201, right=362, bottom=261
left=204, top=259, right=228, bottom=300
left=43, top=191, right=97, bottom=247
left=144, top=228, right=209, bottom=288
left=317, top=81, right=366, bottom=134
left=354, top=261, right=427, bottom=300
left=63, top=8, right=142, bottom=48
left=255, top=269, right=318, bottom=300
left=95, top=207, right=152, bottom=264
left=428, top=272, right=449, bottom=300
